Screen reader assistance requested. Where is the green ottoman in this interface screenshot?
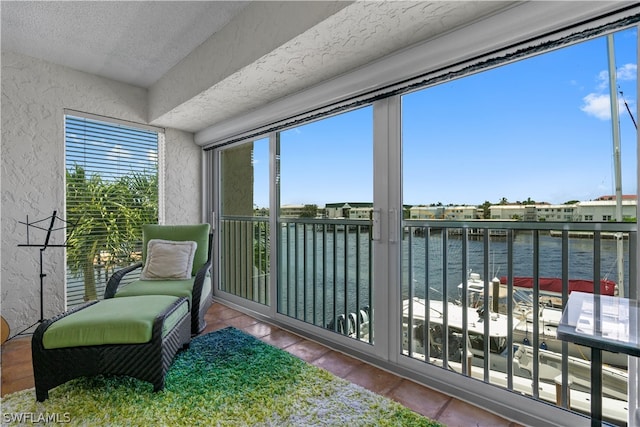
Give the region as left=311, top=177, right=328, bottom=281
left=32, top=295, right=190, bottom=401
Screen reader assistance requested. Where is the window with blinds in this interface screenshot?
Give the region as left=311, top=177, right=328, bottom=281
left=65, top=113, right=159, bottom=307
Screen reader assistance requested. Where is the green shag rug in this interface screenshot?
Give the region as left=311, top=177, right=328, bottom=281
left=1, top=327, right=441, bottom=426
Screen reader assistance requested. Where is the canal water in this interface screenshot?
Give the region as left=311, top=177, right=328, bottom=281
left=404, top=231, right=632, bottom=300
left=279, top=226, right=632, bottom=323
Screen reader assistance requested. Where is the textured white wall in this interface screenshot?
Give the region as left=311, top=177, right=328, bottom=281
left=163, top=128, right=202, bottom=225
left=1, top=51, right=200, bottom=334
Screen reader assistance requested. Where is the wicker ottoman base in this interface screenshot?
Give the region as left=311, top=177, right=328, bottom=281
left=31, top=296, right=190, bottom=402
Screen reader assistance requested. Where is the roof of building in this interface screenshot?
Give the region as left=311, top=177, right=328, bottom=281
left=596, top=195, right=638, bottom=201
left=325, top=202, right=374, bottom=208
left=577, top=199, right=638, bottom=206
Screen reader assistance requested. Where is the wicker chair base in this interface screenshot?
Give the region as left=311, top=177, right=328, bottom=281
left=31, top=297, right=191, bottom=402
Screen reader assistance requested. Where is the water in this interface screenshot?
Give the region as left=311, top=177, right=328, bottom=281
left=403, top=231, right=631, bottom=301
left=279, top=226, right=632, bottom=323
left=279, top=225, right=373, bottom=328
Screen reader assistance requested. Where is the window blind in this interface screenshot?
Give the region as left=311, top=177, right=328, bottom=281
left=65, top=114, right=159, bottom=307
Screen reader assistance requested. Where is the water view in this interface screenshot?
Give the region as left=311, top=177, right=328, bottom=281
left=279, top=225, right=632, bottom=318
left=404, top=231, right=632, bottom=300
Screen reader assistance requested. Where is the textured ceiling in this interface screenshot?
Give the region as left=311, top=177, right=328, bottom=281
left=1, top=1, right=250, bottom=88
left=1, top=1, right=521, bottom=133
left=150, top=1, right=518, bottom=132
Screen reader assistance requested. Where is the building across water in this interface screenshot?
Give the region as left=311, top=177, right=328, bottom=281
left=490, top=196, right=637, bottom=222
left=279, top=196, right=637, bottom=224
left=408, top=195, right=637, bottom=222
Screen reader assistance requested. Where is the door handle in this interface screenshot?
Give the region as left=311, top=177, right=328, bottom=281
left=370, top=209, right=381, bottom=241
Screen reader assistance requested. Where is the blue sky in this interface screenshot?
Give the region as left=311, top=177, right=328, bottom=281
left=254, top=27, right=637, bottom=208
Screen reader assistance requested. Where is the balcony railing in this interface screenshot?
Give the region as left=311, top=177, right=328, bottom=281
left=219, top=216, right=637, bottom=425
left=220, top=216, right=270, bottom=305
left=279, top=218, right=372, bottom=342
left=402, top=219, right=636, bottom=426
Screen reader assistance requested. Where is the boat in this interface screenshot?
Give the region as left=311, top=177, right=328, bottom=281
left=328, top=307, right=371, bottom=338
left=402, top=297, right=510, bottom=363
left=400, top=296, right=628, bottom=424
left=329, top=295, right=629, bottom=424
left=460, top=273, right=628, bottom=368
left=499, top=276, right=617, bottom=297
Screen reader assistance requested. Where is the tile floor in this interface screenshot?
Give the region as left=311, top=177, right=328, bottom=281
left=1, top=301, right=523, bottom=426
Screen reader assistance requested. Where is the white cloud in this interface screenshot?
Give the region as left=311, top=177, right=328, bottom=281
left=595, top=63, right=637, bottom=90
left=581, top=93, right=612, bottom=120
left=617, top=63, right=637, bottom=81
left=146, top=149, right=157, bottom=164
left=106, top=144, right=132, bottom=161
left=596, top=70, right=609, bottom=91
left=87, top=138, right=112, bottom=150
left=580, top=93, right=637, bottom=121
left=582, top=63, right=637, bottom=121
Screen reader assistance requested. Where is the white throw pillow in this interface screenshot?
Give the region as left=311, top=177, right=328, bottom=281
left=140, top=239, right=197, bottom=280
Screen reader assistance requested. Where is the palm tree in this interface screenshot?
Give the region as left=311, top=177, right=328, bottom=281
left=299, top=204, right=318, bottom=218
left=479, top=200, right=492, bottom=219
left=66, top=165, right=158, bottom=301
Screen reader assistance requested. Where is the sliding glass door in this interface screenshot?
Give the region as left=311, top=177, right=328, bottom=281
left=277, top=107, right=376, bottom=343
left=399, top=27, right=637, bottom=424
left=208, top=20, right=637, bottom=427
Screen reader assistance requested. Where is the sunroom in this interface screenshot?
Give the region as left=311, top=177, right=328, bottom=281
left=2, top=2, right=639, bottom=426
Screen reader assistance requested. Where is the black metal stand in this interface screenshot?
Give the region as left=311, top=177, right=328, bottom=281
left=8, top=210, right=77, bottom=340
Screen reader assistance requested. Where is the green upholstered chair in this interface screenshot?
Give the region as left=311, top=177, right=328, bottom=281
left=104, top=224, right=212, bottom=335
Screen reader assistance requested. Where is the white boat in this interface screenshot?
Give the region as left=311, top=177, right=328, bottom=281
left=329, top=290, right=629, bottom=424
left=460, top=273, right=628, bottom=368
left=400, top=296, right=629, bottom=424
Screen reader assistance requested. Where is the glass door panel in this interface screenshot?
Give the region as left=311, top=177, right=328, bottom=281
left=400, top=27, right=637, bottom=424
left=278, top=107, right=374, bottom=343
left=219, top=138, right=270, bottom=305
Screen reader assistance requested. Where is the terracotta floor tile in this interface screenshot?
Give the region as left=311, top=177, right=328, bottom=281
left=224, top=314, right=258, bottom=330
left=284, top=339, right=330, bottom=363
left=1, top=348, right=32, bottom=366
left=243, top=322, right=280, bottom=339
left=387, top=379, right=451, bottom=420
left=345, top=363, right=403, bottom=395
left=1, top=339, right=31, bottom=362
left=203, top=311, right=220, bottom=321
left=200, top=319, right=229, bottom=335
left=312, top=350, right=363, bottom=378
left=2, top=359, right=33, bottom=379
left=1, top=375, right=34, bottom=397
left=260, top=328, right=302, bottom=349
left=208, top=303, right=242, bottom=321
left=437, top=397, right=513, bottom=427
